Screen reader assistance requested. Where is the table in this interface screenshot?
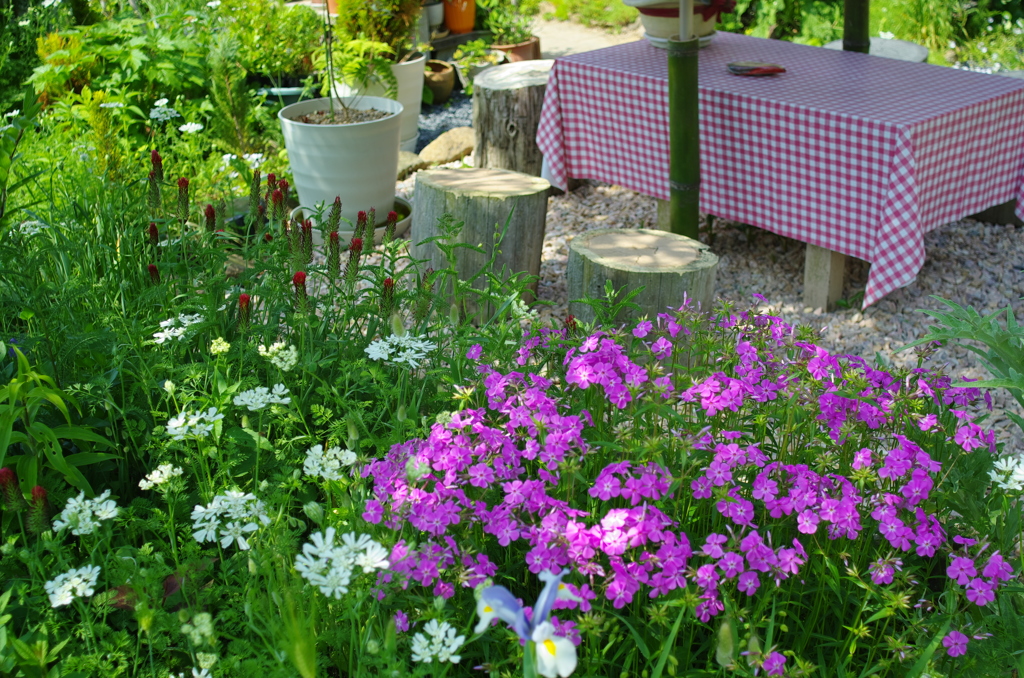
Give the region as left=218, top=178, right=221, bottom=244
left=536, top=33, right=1024, bottom=308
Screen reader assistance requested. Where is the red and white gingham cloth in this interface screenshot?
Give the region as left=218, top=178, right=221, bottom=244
left=536, top=33, right=1024, bottom=308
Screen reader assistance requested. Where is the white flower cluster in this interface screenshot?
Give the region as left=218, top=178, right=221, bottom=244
left=233, top=384, right=291, bottom=411
left=139, top=463, right=184, bottom=490
left=167, top=407, right=224, bottom=440
left=53, top=490, right=119, bottom=535
left=364, top=334, right=435, bottom=369
left=149, top=99, right=180, bottom=122
left=221, top=152, right=264, bottom=171
left=191, top=491, right=271, bottom=550
left=17, top=220, right=47, bottom=236
left=153, top=313, right=205, bottom=344
left=990, top=455, right=1024, bottom=492
left=179, top=122, right=204, bottom=134
left=99, top=101, right=123, bottom=109
left=294, top=527, right=389, bottom=599
left=410, top=619, right=466, bottom=664
left=303, top=444, right=357, bottom=481
left=258, top=342, right=299, bottom=372
left=181, top=611, right=215, bottom=645
left=45, top=565, right=101, bottom=608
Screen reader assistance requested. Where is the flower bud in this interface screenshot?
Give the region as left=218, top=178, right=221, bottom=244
left=264, top=172, right=277, bottom=204
left=148, top=171, right=161, bottom=214
left=355, top=211, right=367, bottom=240
left=238, top=293, right=251, bottom=329
left=271, top=189, right=284, bottom=223
left=383, top=210, right=398, bottom=245
left=327, top=196, right=342, bottom=232
left=248, top=168, right=262, bottom=221
left=292, top=271, right=307, bottom=308
left=328, top=231, right=340, bottom=279
left=148, top=263, right=160, bottom=284
left=26, top=486, right=50, bottom=535
left=302, top=501, right=324, bottom=526
left=379, top=277, right=395, bottom=316
left=150, top=149, right=164, bottom=182
left=390, top=312, right=406, bottom=338
left=345, top=237, right=363, bottom=284
left=347, top=418, right=359, bottom=448
left=0, top=467, right=25, bottom=509
left=449, top=302, right=460, bottom=326
left=301, top=220, right=313, bottom=265
left=396, top=404, right=406, bottom=422
left=148, top=222, right=159, bottom=246
left=163, top=380, right=176, bottom=395
left=565, top=314, right=578, bottom=336
left=204, top=203, right=216, bottom=232
left=277, top=179, right=289, bottom=206
left=176, top=177, right=190, bottom=224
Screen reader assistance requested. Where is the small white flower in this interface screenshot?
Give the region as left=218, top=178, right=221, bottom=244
left=295, top=528, right=387, bottom=599
left=878, top=31, right=895, bottom=39
left=17, top=220, right=47, bottom=237
left=179, top=122, right=204, bottom=134
left=139, top=463, right=184, bottom=490
left=154, top=98, right=169, bottom=107
left=44, top=565, right=100, bottom=608
left=166, top=407, right=223, bottom=440
left=149, top=106, right=180, bottom=122
left=364, top=339, right=391, bottom=361
left=233, top=384, right=291, bottom=411
left=411, top=619, right=465, bottom=664
left=191, top=492, right=269, bottom=550
left=99, top=101, right=123, bottom=108
left=303, top=445, right=356, bottom=481
left=206, top=0, right=221, bottom=7
left=53, top=490, right=119, bottom=535
left=4, top=109, right=19, bottom=118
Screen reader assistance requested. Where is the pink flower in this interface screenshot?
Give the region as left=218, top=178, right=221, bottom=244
left=762, top=651, right=786, bottom=675
left=965, top=578, right=995, bottom=606
left=942, top=630, right=968, bottom=657
left=466, top=344, right=483, bottom=360
left=947, top=556, right=977, bottom=586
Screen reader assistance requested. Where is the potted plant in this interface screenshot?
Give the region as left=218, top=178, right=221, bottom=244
left=331, top=0, right=426, bottom=152
left=452, top=39, right=507, bottom=92
left=444, top=0, right=476, bottom=34
left=222, top=0, right=322, bottom=105
left=480, top=0, right=541, bottom=61
left=279, top=15, right=404, bottom=231
left=424, top=59, right=455, bottom=104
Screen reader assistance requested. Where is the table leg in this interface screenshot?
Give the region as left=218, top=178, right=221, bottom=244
left=803, top=244, right=847, bottom=311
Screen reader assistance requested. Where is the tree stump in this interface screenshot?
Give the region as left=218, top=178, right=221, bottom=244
left=411, top=168, right=550, bottom=316
left=472, top=60, right=554, bottom=177
left=567, top=228, right=718, bottom=324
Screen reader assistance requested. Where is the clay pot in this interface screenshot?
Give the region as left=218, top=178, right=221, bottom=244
left=491, top=34, right=541, bottom=62
left=424, top=60, right=455, bottom=104
left=444, top=0, right=475, bottom=34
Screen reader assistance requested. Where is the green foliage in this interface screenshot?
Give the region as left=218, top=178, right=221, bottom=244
left=333, top=0, right=421, bottom=60
left=479, top=0, right=533, bottom=45
left=221, top=0, right=322, bottom=81
left=903, top=296, right=1024, bottom=432
left=319, top=38, right=399, bottom=99
left=546, top=0, right=639, bottom=29
left=0, top=88, right=42, bottom=228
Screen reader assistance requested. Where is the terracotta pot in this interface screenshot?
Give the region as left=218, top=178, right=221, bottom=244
left=424, top=60, right=455, bottom=104
left=444, top=0, right=475, bottom=34
left=491, top=34, right=541, bottom=62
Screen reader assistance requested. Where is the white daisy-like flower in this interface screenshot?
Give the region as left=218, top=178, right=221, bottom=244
left=233, top=384, right=291, bottom=411
left=179, top=122, right=204, bottom=134
left=191, top=491, right=270, bottom=550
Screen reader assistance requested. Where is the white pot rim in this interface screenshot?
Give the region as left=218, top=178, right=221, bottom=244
left=278, top=96, right=403, bottom=129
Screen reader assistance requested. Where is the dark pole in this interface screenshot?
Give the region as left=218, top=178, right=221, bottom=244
left=668, top=36, right=700, bottom=239
left=843, top=0, right=870, bottom=53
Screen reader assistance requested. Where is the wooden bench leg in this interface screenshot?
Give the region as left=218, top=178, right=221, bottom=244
left=803, top=244, right=846, bottom=311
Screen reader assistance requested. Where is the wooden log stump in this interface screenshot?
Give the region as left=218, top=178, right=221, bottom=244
left=568, top=228, right=718, bottom=324
left=411, top=168, right=550, bottom=317
left=472, top=60, right=554, bottom=177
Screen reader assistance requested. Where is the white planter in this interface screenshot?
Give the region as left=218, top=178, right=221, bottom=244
left=334, top=52, right=426, bottom=152
left=425, top=1, right=444, bottom=28
left=279, top=96, right=403, bottom=233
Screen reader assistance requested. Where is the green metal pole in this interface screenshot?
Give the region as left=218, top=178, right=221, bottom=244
left=843, top=0, right=870, bottom=53
left=668, top=36, right=700, bottom=239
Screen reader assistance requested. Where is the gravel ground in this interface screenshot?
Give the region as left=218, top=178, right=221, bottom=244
left=416, top=91, right=473, bottom=153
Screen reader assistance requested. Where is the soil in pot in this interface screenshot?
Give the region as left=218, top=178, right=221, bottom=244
left=289, top=107, right=390, bottom=125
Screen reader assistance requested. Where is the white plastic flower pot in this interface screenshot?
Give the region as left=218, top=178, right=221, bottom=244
left=279, top=96, right=403, bottom=234
left=333, top=52, right=426, bottom=152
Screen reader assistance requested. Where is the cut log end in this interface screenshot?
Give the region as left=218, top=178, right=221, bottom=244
left=419, top=168, right=551, bottom=198
left=567, top=228, right=719, bottom=324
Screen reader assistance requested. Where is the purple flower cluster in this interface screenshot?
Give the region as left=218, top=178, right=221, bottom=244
left=362, top=303, right=1014, bottom=665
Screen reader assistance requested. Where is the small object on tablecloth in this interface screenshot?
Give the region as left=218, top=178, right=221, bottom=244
left=727, top=61, right=786, bottom=76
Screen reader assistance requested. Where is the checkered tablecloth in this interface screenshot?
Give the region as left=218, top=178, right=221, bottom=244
left=536, top=33, right=1024, bottom=307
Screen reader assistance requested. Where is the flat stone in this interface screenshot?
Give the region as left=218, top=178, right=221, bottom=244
left=397, top=151, right=429, bottom=180
left=419, top=126, right=475, bottom=165
left=998, top=70, right=1024, bottom=79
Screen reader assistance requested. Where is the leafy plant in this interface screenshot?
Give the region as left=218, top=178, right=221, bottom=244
left=333, top=0, right=421, bottom=61
left=221, top=0, right=322, bottom=83
left=479, top=0, right=534, bottom=45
